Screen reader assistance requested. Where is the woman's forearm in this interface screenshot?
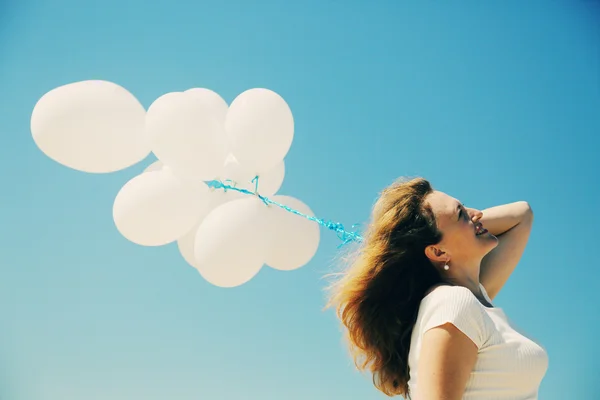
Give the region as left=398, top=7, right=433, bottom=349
left=476, top=201, right=534, bottom=298
left=480, top=201, right=534, bottom=237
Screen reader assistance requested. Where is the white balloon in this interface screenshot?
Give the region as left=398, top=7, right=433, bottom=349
left=144, top=160, right=164, bottom=173
left=113, top=168, right=211, bottom=246
left=176, top=188, right=238, bottom=268
left=221, top=153, right=256, bottom=187
left=264, top=196, right=320, bottom=271
left=207, top=185, right=246, bottom=206
left=146, top=92, right=228, bottom=181
left=184, top=88, right=228, bottom=123
left=220, top=155, right=285, bottom=197
left=177, top=225, right=200, bottom=269
left=194, top=198, right=268, bottom=287
left=225, top=88, right=294, bottom=176
left=252, top=161, right=285, bottom=197
left=31, top=80, right=150, bottom=173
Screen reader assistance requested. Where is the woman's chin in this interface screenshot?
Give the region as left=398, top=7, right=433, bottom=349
left=475, top=233, right=499, bottom=254
left=483, top=235, right=500, bottom=251
left=477, top=231, right=498, bottom=241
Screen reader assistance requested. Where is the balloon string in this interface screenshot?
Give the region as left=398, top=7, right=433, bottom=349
left=205, top=180, right=364, bottom=246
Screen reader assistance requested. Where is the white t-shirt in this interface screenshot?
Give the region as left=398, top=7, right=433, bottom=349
left=407, top=284, right=548, bottom=400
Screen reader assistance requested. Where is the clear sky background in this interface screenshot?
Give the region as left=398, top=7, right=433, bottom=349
left=1, top=1, right=599, bottom=399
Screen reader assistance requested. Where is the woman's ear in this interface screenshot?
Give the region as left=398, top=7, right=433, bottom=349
left=424, top=244, right=449, bottom=263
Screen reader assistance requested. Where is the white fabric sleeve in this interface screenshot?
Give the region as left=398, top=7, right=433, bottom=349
left=420, top=286, right=489, bottom=349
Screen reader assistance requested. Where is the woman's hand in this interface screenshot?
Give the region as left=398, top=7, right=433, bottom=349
left=466, top=207, right=483, bottom=223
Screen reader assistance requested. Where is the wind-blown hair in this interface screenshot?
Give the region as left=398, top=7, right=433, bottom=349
left=327, top=177, right=444, bottom=397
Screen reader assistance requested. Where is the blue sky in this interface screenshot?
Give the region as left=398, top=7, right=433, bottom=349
left=1, top=1, right=599, bottom=399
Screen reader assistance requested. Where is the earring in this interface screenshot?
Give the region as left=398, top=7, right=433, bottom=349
left=443, top=264, right=450, bottom=271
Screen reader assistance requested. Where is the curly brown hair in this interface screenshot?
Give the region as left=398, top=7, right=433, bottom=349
left=327, top=177, right=444, bottom=397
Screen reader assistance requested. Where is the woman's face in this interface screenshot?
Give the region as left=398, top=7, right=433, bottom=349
left=425, top=190, right=498, bottom=266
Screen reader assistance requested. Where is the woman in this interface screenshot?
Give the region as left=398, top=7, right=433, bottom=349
left=328, top=177, right=548, bottom=399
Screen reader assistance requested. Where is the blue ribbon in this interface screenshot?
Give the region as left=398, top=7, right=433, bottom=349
left=205, top=179, right=364, bottom=246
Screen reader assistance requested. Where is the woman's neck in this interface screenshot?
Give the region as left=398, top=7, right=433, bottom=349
left=444, top=264, right=491, bottom=306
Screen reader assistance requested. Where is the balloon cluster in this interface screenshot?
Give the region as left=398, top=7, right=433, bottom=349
left=31, top=80, right=360, bottom=288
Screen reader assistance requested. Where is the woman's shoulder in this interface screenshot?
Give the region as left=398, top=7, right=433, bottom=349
left=419, top=284, right=490, bottom=321
left=423, top=284, right=480, bottom=304
left=417, top=284, right=493, bottom=348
